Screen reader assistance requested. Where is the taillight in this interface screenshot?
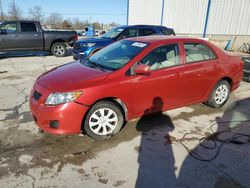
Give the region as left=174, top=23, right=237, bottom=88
left=73, top=34, right=78, bottom=41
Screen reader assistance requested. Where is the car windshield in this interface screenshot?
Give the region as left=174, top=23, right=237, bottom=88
left=87, top=40, right=148, bottom=71
left=100, top=27, right=125, bottom=39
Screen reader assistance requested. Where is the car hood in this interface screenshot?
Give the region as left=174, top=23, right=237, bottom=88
left=37, top=62, right=109, bottom=92
left=76, top=37, right=114, bottom=45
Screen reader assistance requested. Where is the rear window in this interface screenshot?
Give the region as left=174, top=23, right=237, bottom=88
left=184, top=43, right=216, bottom=63
left=20, top=22, right=37, bottom=32
left=161, top=28, right=175, bottom=35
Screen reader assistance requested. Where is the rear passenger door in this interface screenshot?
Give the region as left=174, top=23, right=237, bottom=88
left=18, top=22, right=43, bottom=50
left=181, top=43, right=220, bottom=103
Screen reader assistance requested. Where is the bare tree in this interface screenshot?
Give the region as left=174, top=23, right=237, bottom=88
left=8, top=0, right=22, bottom=20
left=0, top=0, right=4, bottom=20
left=29, top=6, right=44, bottom=23
left=72, top=17, right=89, bottom=30
left=92, top=22, right=101, bottom=30
left=109, top=22, right=119, bottom=27
left=61, top=20, right=72, bottom=29
left=46, top=13, right=63, bottom=29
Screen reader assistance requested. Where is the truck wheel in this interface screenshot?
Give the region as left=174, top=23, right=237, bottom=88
left=51, top=43, right=66, bottom=57
left=84, top=101, right=124, bottom=139
left=206, top=80, right=230, bottom=108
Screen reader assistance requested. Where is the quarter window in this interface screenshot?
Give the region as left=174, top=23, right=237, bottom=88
left=184, top=43, right=216, bottom=63
left=140, top=44, right=180, bottom=71
left=20, top=22, right=37, bottom=32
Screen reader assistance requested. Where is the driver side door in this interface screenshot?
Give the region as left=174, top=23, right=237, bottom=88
left=130, top=43, right=186, bottom=117
left=0, top=21, right=21, bottom=51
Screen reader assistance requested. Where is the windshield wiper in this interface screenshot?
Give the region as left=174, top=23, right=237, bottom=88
left=88, top=60, right=108, bottom=71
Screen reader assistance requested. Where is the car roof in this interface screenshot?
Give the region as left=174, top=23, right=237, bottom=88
left=116, top=25, right=173, bottom=30
left=126, top=36, right=209, bottom=45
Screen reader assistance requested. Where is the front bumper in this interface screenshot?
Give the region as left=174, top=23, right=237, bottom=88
left=29, top=83, right=89, bottom=135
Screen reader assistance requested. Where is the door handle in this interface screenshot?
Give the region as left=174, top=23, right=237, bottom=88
left=213, top=65, right=219, bottom=70
left=175, top=72, right=182, bottom=77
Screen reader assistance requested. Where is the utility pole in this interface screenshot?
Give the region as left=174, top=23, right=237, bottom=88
left=0, top=0, right=4, bottom=20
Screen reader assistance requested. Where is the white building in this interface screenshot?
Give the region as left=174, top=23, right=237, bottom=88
left=128, top=0, right=250, bottom=51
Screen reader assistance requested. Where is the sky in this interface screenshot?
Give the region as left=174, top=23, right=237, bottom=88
left=0, top=0, right=128, bottom=24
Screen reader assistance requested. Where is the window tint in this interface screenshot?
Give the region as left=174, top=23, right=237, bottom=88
left=2, top=23, right=17, bottom=33
left=140, top=44, right=180, bottom=71
left=161, top=28, right=175, bottom=35
left=139, top=28, right=156, bottom=36
left=20, top=22, right=37, bottom=32
left=184, top=43, right=216, bottom=63
left=117, top=28, right=138, bottom=39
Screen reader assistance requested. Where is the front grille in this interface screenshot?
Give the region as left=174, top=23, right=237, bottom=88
left=73, top=43, right=81, bottom=50
left=33, top=90, right=42, bottom=101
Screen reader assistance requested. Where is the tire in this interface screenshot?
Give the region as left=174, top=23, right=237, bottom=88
left=84, top=101, right=124, bottom=139
left=206, top=80, right=230, bottom=108
left=51, top=42, right=66, bottom=57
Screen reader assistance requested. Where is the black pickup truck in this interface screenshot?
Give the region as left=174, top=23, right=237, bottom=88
left=0, top=20, right=78, bottom=57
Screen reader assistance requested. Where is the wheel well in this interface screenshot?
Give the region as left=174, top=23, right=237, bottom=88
left=220, top=77, right=233, bottom=90
left=50, top=39, right=66, bottom=50
left=80, top=97, right=128, bottom=132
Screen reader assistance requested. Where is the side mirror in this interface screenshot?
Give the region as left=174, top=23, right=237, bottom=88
left=134, top=64, right=151, bottom=75
left=0, top=29, right=7, bottom=35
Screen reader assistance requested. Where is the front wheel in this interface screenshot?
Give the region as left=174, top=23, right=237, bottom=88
left=206, top=80, right=230, bottom=108
left=51, top=42, right=66, bottom=57
left=84, top=101, right=124, bottom=139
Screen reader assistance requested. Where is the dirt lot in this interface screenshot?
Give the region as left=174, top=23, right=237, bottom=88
left=0, top=54, right=250, bottom=188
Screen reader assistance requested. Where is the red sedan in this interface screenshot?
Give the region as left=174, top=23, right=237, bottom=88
left=29, top=36, right=243, bottom=139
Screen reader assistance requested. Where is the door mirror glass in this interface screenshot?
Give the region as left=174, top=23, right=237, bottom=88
left=0, top=29, right=7, bottom=34
left=134, top=64, right=151, bottom=75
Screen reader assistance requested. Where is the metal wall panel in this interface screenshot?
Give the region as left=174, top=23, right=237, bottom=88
left=128, top=0, right=162, bottom=25
left=162, top=0, right=208, bottom=34
left=128, top=0, right=250, bottom=35
left=207, top=0, right=250, bottom=35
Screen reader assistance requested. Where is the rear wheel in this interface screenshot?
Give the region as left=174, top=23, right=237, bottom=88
left=206, top=80, right=230, bottom=108
left=51, top=42, right=66, bottom=57
left=84, top=101, right=124, bottom=139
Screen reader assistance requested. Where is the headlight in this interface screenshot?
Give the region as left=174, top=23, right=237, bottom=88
left=80, top=43, right=96, bottom=48
left=45, top=91, right=82, bottom=105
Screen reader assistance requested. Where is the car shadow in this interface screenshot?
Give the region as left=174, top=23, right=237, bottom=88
left=135, top=97, right=179, bottom=188
left=177, top=97, right=250, bottom=187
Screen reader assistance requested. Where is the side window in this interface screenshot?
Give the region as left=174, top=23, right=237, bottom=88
left=184, top=43, right=216, bottom=63
left=117, top=28, right=138, bottom=39
left=140, top=44, right=180, bottom=71
left=20, top=22, right=37, bottom=32
left=139, top=28, right=156, bottom=36
left=161, top=28, right=175, bottom=36
left=2, top=23, right=17, bottom=33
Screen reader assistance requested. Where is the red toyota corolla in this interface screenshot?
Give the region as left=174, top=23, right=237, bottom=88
left=29, top=36, right=243, bottom=139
